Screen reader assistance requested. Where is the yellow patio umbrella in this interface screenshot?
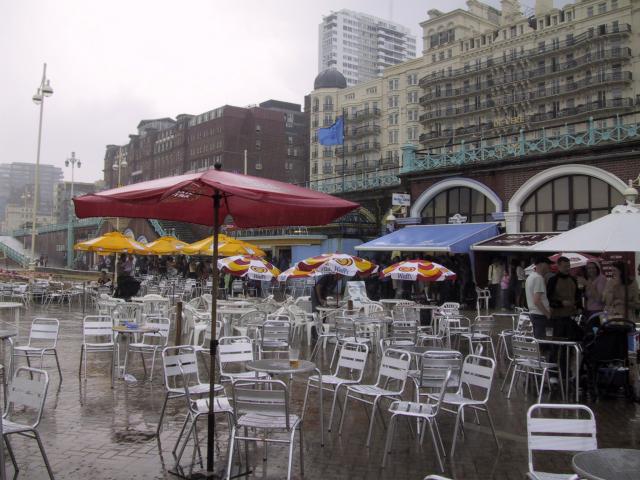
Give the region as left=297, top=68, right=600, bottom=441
left=74, top=231, right=149, bottom=255
left=144, top=236, right=189, bottom=255
left=183, top=235, right=266, bottom=257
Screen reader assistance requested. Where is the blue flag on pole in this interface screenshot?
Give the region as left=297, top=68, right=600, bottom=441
left=318, top=116, right=344, bottom=146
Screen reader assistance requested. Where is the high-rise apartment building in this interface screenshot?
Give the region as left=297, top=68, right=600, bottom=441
left=318, top=9, right=417, bottom=86
left=310, top=0, right=639, bottom=194
left=0, top=163, right=63, bottom=226
left=104, top=100, right=308, bottom=189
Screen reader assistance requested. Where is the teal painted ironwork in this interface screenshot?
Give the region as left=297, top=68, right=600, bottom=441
left=312, top=169, right=401, bottom=194
left=310, top=114, right=640, bottom=194
left=149, top=219, right=167, bottom=237
left=404, top=115, right=640, bottom=174
left=5, top=217, right=101, bottom=237
left=0, top=242, right=29, bottom=267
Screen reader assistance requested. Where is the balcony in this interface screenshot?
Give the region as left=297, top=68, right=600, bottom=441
left=528, top=71, right=632, bottom=101
left=419, top=123, right=496, bottom=144
left=528, top=98, right=634, bottom=124
left=349, top=108, right=381, bottom=122
left=418, top=23, right=631, bottom=87
left=420, top=71, right=633, bottom=123
left=528, top=48, right=631, bottom=80
left=353, top=142, right=381, bottom=152
left=348, top=125, right=381, bottom=138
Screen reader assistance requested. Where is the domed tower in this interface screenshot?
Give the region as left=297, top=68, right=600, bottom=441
left=313, top=68, right=348, bottom=90
left=310, top=69, right=349, bottom=185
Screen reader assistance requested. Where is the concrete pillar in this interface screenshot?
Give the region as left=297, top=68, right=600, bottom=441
left=503, top=211, right=523, bottom=234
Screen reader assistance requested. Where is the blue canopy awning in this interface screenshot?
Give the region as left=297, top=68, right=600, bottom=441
left=355, top=223, right=500, bottom=254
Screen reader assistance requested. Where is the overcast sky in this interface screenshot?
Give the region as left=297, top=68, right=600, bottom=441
left=2, top=0, right=554, bottom=183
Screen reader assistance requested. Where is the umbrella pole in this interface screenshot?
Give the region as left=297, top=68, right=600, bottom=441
left=207, top=191, right=221, bottom=473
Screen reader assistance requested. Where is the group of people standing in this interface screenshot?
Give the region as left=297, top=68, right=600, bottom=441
left=525, top=256, right=639, bottom=341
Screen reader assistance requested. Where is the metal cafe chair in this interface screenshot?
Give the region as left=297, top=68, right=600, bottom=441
left=123, top=316, right=171, bottom=382
left=382, top=370, right=453, bottom=472
left=173, top=370, right=234, bottom=475
left=507, top=335, right=565, bottom=403
left=302, top=341, right=368, bottom=432
left=227, top=378, right=303, bottom=480
left=78, top=315, right=115, bottom=387
left=218, top=336, right=269, bottom=383
left=2, top=367, right=55, bottom=479
left=427, top=354, right=499, bottom=458
left=339, top=348, right=411, bottom=447
left=526, top=403, right=597, bottom=480
left=12, top=317, right=63, bottom=381
left=157, top=345, right=211, bottom=438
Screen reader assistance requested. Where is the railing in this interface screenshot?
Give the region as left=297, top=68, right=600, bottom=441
left=527, top=48, right=631, bottom=80
left=347, top=108, right=381, bottom=121
left=0, top=241, right=29, bottom=267
left=310, top=113, right=640, bottom=194
left=310, top=168, right=401, bottom=194
left=421, top=70, right=632, bottom=105
left=233, top=226, right=312, bottom=238
left=404, top=114, right=640, bottom=174
left=419, top=23, right=631, bottom=86
left=347, top=125, right=381, bottom=138
left=6, top=217, right=101, bottom=237
left=149, top=219, right=167, bottom=237
left=529, top=98, right=634, bottom=124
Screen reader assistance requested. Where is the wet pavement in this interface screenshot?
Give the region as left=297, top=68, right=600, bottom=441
left=1, top=303, right=639, bottom=479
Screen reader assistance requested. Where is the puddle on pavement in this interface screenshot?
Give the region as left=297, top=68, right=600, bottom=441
left=113, top=427, right=156, bottom=443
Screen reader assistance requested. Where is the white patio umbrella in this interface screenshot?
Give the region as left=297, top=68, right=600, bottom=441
left=530, top=204, right=640, bottom=253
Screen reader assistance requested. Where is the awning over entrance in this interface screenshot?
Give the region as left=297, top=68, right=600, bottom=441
left=355, top=223, right=499, bottom=254
left=471, top=232, right=559, bottom=252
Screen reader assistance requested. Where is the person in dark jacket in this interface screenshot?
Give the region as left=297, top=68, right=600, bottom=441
left=547, top=256, right=582, bottom=339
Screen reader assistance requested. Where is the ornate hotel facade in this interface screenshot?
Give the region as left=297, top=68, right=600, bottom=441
left=309, top=0, right=640, bottom=234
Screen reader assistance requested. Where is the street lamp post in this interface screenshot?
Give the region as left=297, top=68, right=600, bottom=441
left=20, top=191, right=31, bottom=263
left=65, top=152, right=81, bottom=268
left=112, top=150, right=127, bottom=283
left=30, top=63, right=53, bottom=269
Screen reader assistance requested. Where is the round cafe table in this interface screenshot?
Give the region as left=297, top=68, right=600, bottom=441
left=0, top=302, right=23, bottom=329
left=246, top=359, right=324, bottom=446
left=572, top=448, right=640, bottom=480
left=112, top=325, right=160, bottom=383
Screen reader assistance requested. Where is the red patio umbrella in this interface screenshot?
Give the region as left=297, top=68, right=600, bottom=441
left=74, top=165, right=358, bottom=473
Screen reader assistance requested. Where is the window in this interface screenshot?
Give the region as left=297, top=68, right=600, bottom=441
left=407, top=91, right=419, bottom=103
left=567, top=11, right=572, bottom=21
left=255, top=124, right=261, bottom=133
left=421, top=187, right=496, bottom=224
left=611, top=0, right=618, bottom=9
left=587, top=6, right=594, bottom=17
left=407, top=126, right=418, bottom=141
left=407, top=109, right=419, bottom=121
left=388, top=113, right=399, bottom=125
left=388, top=130, right=399, bottom=144
left=407, top=73, right=418, bottom=85
left=520, top=175, right=624, bottom=231
left=255, top=139, right=261, bottom=150
left=388, top=95, right=399, bottom=108
left=388, top=78, right=399, bottom=90
left=598, top=3, right=606, bottom=14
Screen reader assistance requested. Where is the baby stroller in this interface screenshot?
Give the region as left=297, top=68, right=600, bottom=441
left=582, top=318, right=635, bottom=399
